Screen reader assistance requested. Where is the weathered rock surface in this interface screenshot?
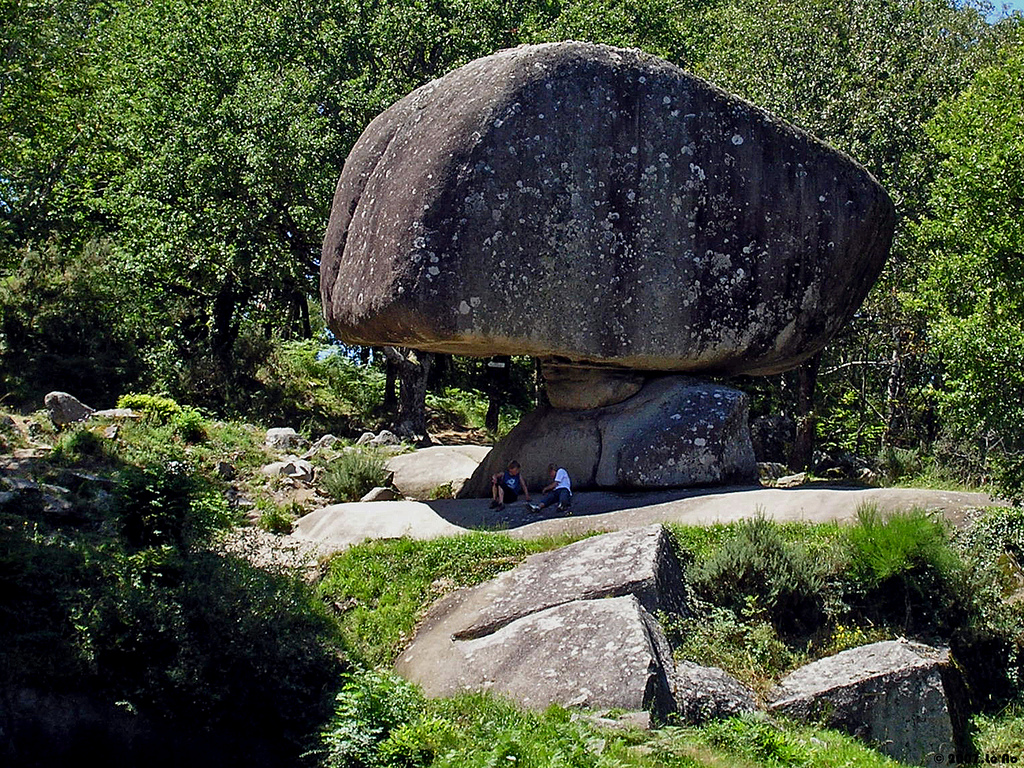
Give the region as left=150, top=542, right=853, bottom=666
left=386, top=444, right=491, bottom=499
left=416, top=596, right=679, bottom=717
left=321, top=41, right=894, bottom=376
left=260, top=456, right=315, bottom=483
left=265, top=427, right=307, bottom=451
left=673, top=661, right=757, bottom=724
left=292, top=501, right=469, bottom=554
left=397, top=526, right=688, bottom=718
left=455, top=524, right=687, bottom=640
left=44, top=392, right=94, bottom=426
left=767, top=640, right=963, bottom=765
left=462, top=377, right=756, bottom=495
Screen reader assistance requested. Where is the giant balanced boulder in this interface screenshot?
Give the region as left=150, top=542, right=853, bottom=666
left=321, top=41, right=894, bottom=377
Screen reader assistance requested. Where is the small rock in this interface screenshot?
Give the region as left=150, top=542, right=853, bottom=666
left=260, top=456, right=315, bottom=483
left=360, top=486, right=400, bottom=502
left=90, top=408, right=139, bottom=420
left=44, top=391, right=95, bottom=426
left=858, top=467, right=879, bottom=484
left=775, top=472, right=807, bottom=488
left=757, top=462, right=789, bottom=482
left=265, top=427, right=307, bottom=450
left=370, top=430, right=401, bottom=446
left=672, top=661, right=757, bottom=724
left=312, top=434, right=340, bottom=451
left=355, top=432, right=376, bottom=446
left=103, top=425, right=119, bottom=439
left=216, top=461, right=236, bottom=480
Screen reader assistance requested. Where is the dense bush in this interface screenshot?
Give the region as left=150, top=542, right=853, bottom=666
left=1, top=428, right=346, bottom=764
left=687, top=514, right=831, bottom=637
left=843, top=507, right=969, bottom=632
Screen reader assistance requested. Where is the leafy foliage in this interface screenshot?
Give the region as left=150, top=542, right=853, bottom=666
left=687, top=513, right=831, bottom=636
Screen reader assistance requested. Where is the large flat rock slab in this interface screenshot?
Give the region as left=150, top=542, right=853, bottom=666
left=386, top=445, right=491, bottom=499
left=768, top=640, right=963, bottom=765
left=292, top=501, right=469, bottom=553
left=321, top=42, right=894, bottom=375
left=400, top=596, right=677, bottom=717
left=448, top=524, right=687, bottom=640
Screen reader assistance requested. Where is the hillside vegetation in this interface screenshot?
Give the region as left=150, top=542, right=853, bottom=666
left=2, top=401, right=1023, bottom=765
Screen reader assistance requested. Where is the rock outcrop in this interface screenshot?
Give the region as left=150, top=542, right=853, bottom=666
left=462, top=377, right=756, bottom=495
left=396, top=525, right=754, bottom=722
left=321, top=41, right=894, bottom=376
left=320, top=41, right=895, bottom=492
left=767, top=640, right=965, bottom=765
left=44, top=392, right=95, bottom=426
left=386, top=444, right=491, bottom=499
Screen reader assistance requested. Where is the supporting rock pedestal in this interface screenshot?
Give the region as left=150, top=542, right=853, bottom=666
left=462, top=375, right=757, bottom=496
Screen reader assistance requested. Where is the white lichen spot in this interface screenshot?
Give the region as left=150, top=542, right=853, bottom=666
left=819, top=195, right=827, bottom=202
left=671, top=413, right=682, bottom=420
left=663, top=96, right=671, bottom=105
left=470, top=296, right=481, bottom=308
left=731, top=134, right=744, bottom=145
left=458, top=301, right=471, bottom=315
left=630, top=146, right=638, bottom=154
left=428, top=266, right=440, bottom=276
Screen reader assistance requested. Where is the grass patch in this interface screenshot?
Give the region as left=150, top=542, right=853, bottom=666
left=316, top=669, right=906, bottom=768
left=318, top=533, right=581, bottom=666
left=973, top=705, right=1024, bottom=755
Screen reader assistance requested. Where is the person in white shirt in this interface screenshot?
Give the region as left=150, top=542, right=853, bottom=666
left=529, top=463, right=571, bottom=513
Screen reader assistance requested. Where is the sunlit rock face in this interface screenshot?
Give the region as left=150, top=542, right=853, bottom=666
left=321, top=41, right=894, bottom=376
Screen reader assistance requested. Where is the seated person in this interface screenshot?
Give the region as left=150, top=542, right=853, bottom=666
left=490, top=460, right=530, bottom=510
left=529, top=464, right=571, bottom=513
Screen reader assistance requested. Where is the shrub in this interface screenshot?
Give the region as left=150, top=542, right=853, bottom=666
left=77, top=546, right=345, bottom=754
left=843, top=506, right=968, bottom=632
left=669, top=605, right=806, bottom=695
left=319, top=669, right=424, bottom=768
left=117, top=392, right=183, bottom=424
left=113, top=461, right=231, bottom=550
left=687, top=513, right=832, bottom=637
left=322, top=450, right=390, bottom=503
left=258, top=501, right=298, bottom=535
left=51, top=425, right=108, bottom=463
left=171, top=406, right=207, bottom=443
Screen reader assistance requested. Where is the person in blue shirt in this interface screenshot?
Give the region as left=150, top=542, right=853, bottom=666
left=490, top=460, right=531, bottom=510
left=528, top=464, right=571, bottom=514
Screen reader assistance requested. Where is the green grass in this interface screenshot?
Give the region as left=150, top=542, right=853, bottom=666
left=316, top=668, right=904, bottom=768
left=973, top=706, right=1024, bottom=754
left=317, top=533, right=582, bottom=666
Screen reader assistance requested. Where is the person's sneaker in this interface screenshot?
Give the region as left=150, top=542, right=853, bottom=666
left=497, top=502, right=505, bottom=511
left=557, top=501, right=571, bottom=513
left=489, top=500, right=499, bottom=509
left=527, top=503, right=541, bottom=513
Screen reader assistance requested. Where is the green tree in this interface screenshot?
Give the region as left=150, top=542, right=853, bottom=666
left=913, top=34, right=1024, bottom=492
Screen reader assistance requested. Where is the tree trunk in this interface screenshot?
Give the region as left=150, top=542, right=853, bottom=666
left=790, top=351, right=822, bottom=472
left=485, top=356, right=510, bottom=433
left=383, top=358, right=398, bottom=417
left=383, top=346, right=433, bottom=443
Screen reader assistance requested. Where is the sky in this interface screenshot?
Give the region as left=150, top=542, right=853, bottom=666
left=990, top=0, right=1024, bottom=18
